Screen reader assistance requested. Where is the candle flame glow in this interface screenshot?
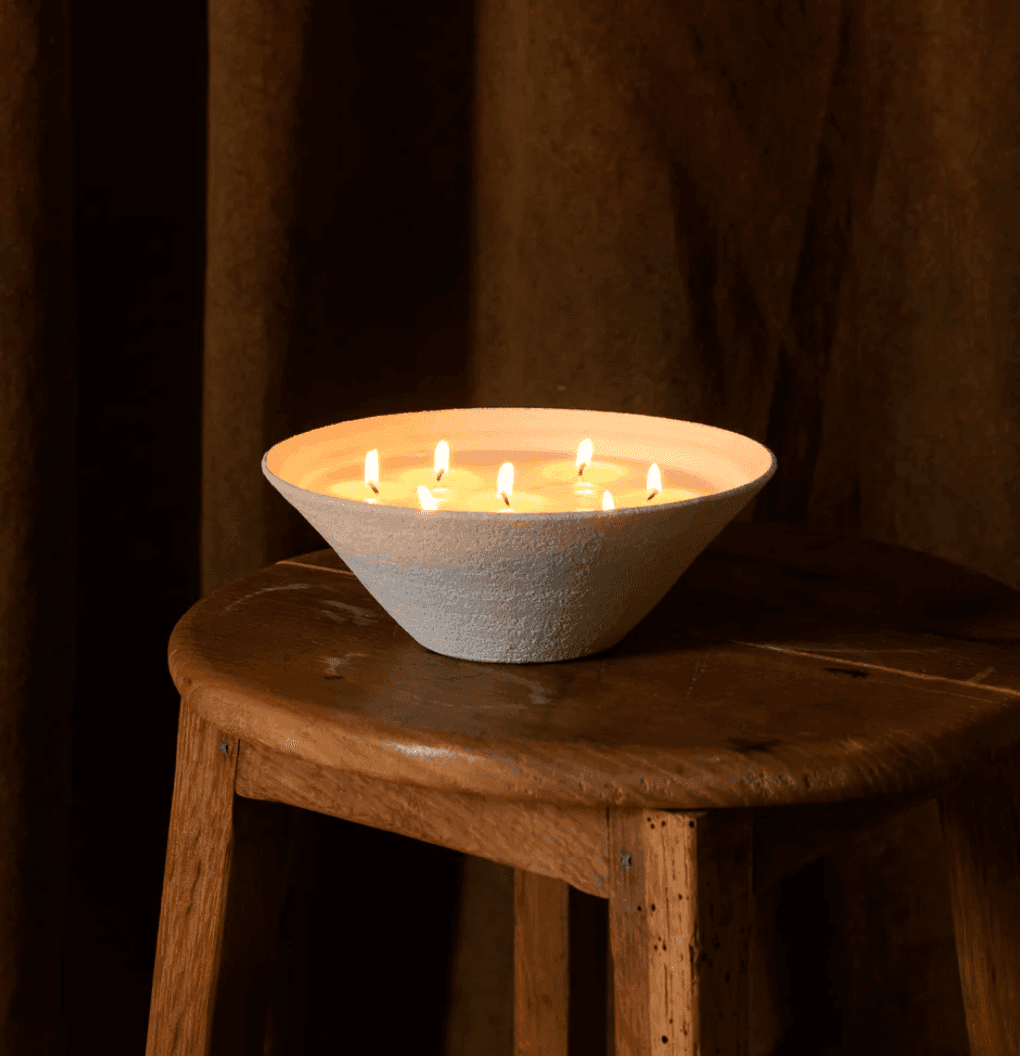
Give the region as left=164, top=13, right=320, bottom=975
left=603, top=491, right=614, bottom=510
left=365, top=450, right=379, bottom=485
left=434, top=440, right=449, bottom=479
left=646, top=463, right=662, bottom=492
left=497, top=462, right=514, bottom=503
left=576, top=439, right=593, bottom=475
left=418, top=485, right=439, bottom=511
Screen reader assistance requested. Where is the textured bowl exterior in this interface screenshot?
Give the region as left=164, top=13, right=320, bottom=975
left=263, top=408, right=777, bottom=663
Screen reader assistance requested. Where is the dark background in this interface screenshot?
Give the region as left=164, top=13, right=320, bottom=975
left=65, top=1, right=836, bottom=1051
left=67, top=1, right=472, bottom=1052
left=69, top=0, right=211, bottom=1044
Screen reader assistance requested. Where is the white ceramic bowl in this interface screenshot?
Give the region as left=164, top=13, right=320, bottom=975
left=262, top=407, right=777, bottom=663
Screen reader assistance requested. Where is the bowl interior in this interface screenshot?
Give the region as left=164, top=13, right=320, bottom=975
left=266, top=407, right=774, bottom=498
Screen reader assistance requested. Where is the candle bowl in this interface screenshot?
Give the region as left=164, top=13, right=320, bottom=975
left=262, top=407, right=777, bottom=664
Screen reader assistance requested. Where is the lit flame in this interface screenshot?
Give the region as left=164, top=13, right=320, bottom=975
left=575, top=438, right=593, bottom=475
left=646, top=463, right=662, bottom=495
left=365, top=449, right=379, bottom=485
left=434, top=440, right=449, bottom=479
left=418, top=485, right=438, bottom=511
left=603, top=491, right=614, bottom=510
left=497, top=462, right=514, bottom=504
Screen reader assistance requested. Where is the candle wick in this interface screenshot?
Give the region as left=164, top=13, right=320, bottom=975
left=647, top=489, right=659, bottom=501
left=436, top=468, right=445, bottom=482
left=368, top=481, right=379, bottom=494
left=578, top=464, right=585, bottom=479
left=500, top=491, right=511, bottom=506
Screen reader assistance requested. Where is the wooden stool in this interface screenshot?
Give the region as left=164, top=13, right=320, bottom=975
left=145, top=521, right=1020, bottom=1056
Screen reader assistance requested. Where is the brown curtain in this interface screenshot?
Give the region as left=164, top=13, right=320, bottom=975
left=198, top=0, right=1013, bottom=1048
left=0, top=0, right=75, bottom=1051
left=198, top=0, right=1020, bottom=1050
left=2, top=0, right=1018, bottom=1047
left=458, top=3, right=1019, bottom=1051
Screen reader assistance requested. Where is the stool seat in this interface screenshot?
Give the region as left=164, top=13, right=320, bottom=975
left=171, top=521, right=1020, bottom=812
left=147, top=521, right=1020, bottom=1055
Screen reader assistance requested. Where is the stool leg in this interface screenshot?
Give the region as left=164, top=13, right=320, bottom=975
left=207, top=797, right=305, bottom=1056
left=608, top=808, right=753, bottom=1056
left=146, top=700, right=238, bottom=1056
left=938, top=755, right=1020, bottom=1056
left=513, top=869, right=570, bottom=1056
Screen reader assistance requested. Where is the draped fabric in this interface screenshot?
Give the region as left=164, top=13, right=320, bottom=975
left=2, top=0, right=1018, bottom=1048
left=461, top=0, right=1018, bottom=1049
left=198, top=0, right=1018, bottom=1051
left=0, top=0, right=75, bottom=1051
left=472, top=0, right=1020, bottom=571
left=463, top=2, right=1018, bottom=1050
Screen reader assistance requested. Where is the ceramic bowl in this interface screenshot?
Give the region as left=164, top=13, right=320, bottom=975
left=262, top=407, right=777, bottom=663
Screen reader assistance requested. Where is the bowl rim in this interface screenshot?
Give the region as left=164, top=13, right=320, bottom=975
left=263, top=406, right=778, bottom=519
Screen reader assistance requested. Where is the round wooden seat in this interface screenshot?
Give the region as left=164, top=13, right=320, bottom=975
left=149, top=521, right=1020, bottom=1056
left=170, top=520, right=1020, bottom=812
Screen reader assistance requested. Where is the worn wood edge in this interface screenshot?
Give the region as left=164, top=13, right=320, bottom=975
left=276, top=557, right=355, bottom=576
left=233, top=734, right=969, bottom=906
left=513, top=871, right=570, bottom=1056
left=235, top=737, right=609, bottom=899
left=190, top=677, right=994, bottom=903
left=171, top=554, right=1020, bottom=812
left=178, top=667, right=1020, bottom=814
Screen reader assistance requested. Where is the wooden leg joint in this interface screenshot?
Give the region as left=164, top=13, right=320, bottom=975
left=608, top=807, right=753, bottom=1056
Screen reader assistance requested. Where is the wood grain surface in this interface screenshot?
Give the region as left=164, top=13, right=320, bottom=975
left=235, top=738, right=609, bottom=898
left=513, top=871, right=570, bottom=1056
left=608, top=808, right=753, bottom=1056
left=938, top=748, right=1020, bottom=1056
left=168, top=521, right=1020, bottom=811
left=236, top=731, right=961, bottom=900
left=153, top=522, right=1020, bottom=1055
left=146, top=703, right=238, bottom=1056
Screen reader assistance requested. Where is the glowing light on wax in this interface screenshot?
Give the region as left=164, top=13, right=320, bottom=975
left=323, top=448, right=416, bottom=504
left=611, top=461, right=705, bottom=507
left=463, top=459, right=547, bottom=511
left=647, top=463, right=661, bottom=500
left=497, top=462, right=514, bottom=506
left=535, top=438, right=624, bottom=510
left=320, top=440, right=704, bottom=512
left=537, top=438, right=627, bottom=491
left=576, top=438, right=593, bottom=478
left=434, top=441, right=449, bottom=481
left=365, top=449, right=380, bottom=494
left=392, top=440, right=484, bottom=500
